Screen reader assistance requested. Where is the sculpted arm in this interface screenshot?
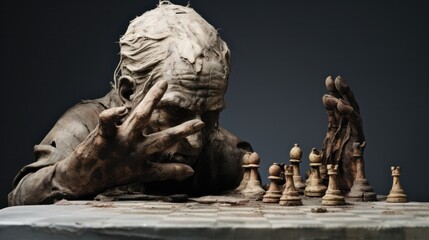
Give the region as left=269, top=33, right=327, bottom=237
left=9, top=81, right=203, bottom=205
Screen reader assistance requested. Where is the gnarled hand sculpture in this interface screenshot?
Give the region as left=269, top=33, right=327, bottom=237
left=8, top=2, right=253, bottom=206
left=321, top=76, right=374, bottom=196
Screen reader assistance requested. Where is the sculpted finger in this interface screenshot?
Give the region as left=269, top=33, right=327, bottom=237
left=325, top=76, right=340, bottom=97
left=122, top=80, right=168, bottom=139
left=322, top=94, right=338, bottom=110
left=322, top=94, right=339, bottom=129
left=337, top=99, right=354, bottom=115
left=98, top=107, right=128, bottom=138
left=138, top=119, right=205, bottom=155
left=335, top=76, right=360, bottom=112
left=141, top=163, right=194, bottom=182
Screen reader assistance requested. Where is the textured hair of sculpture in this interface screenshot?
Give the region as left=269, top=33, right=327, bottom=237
left=114, top=3, right=231, bottom=111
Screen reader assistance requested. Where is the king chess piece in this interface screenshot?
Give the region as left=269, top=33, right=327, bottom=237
left=386, top=166, right=408, bottom=203
left=347, top=142, right=377, bottom=201
left=322, top=164, right=346, bottom=206
left=304, top=148, right=327, bottom=197
left=280, top=165, right=302, bottom=206
left=263, top=163, right=283, bottom=203
left=242, top=152, right=265, bottom=200
left=289, top=144, right=306, bottom=194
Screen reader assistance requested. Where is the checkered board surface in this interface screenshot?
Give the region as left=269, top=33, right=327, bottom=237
left=1, top=198, right=428, bottom=239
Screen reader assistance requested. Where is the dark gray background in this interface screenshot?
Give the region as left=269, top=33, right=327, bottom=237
left=1, top=0, right=428, bottom=208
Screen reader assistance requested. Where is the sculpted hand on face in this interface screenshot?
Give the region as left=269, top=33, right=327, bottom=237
left=59, top=80, right=206, bottom=195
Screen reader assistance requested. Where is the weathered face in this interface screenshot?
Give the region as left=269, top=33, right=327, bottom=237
left=133, top=53, right=228, bottom=166
left=117, top=3, right=230, bottom=166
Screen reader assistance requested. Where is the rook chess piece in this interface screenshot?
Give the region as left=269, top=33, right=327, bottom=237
left=322, top=164, right=346, bottom=206
left=280, top=165, right=302, bottom=206
left=263, top=163, right=283, bottom=203
left=242, top=152, right=265, bottom=200
left=347, top=142, right=377, bottom=201
left=386, top=166, right=408, bottom=203
left=304, top=148, right=327, bottom=197
left=289, top=144, right=306, bottom=194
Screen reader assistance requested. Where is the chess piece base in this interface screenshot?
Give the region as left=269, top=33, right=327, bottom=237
left=304, top=184, right=327, bottom=197
left=242, top=180, right=265, bottom=200
left=304, top=190, right=325, bottom=197
left=348, top=179, right=377, bottom=202
left=279, top=199, right=302, bottom=206
left=386, top=197, right=408, bottom=203
left=387, top=192, right=408, bottom=203
left=279, top=192, right=302, bottom=206
left=263, top=191, right=282, bottom=203
left=322, top=190, right=346, bottom=206
left=322, top=199, right=346, bottom=206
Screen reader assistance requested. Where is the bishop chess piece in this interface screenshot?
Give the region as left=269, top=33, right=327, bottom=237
left=280, top=165, right=302, bottom=206
left=322, top=164, right=346, bottom=206
left=289, top=144, right=306, bottom=194
left=263, top=163, right=283, bottom=203
left=347, top=142, right=377, bottom=201
left=386, top=166, right=408, bottom=203
left=304, top=148, right=327, bottom=197
left=242, top=152, right=265, bottom=200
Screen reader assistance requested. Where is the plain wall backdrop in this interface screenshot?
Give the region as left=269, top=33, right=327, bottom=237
left=1, top=0, right=428, bottom=208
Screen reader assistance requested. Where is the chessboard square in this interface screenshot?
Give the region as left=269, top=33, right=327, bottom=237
left=216, top=219, right=271, bottom=228
left=269, top=219, right=323, bottom=228
left=218, top=212, right=263, bottom=218
left=307, top=212, right=357, bottom=218
left=168, top=212, right=217, bottom=218
left=264, top=214, right=309, bottom=220
left=218, top=207, right=257, bottom=212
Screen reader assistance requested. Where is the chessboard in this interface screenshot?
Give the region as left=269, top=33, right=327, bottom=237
left=0, top=196, right=428, bottom=239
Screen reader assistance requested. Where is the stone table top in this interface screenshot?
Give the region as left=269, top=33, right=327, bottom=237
left=0, top=197, right=428, bottom=240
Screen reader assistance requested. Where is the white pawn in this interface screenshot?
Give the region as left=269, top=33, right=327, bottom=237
left=242, top=152, right=265, bottom=200
left=263, top=164, right=282, bottom=203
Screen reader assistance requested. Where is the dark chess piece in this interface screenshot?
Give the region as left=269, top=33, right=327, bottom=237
left=280, top=165, right=302, bottom=206
left=322, top=164, right=346, bottom=206
left=304, top=148, right=327, bottom=197
left=347, top=142, right=377, bottom=201
left=289, top=144, right=306, bottom=194
left=386, top=166, right=408, bottom=203
left=242, top=152, right=265, bottom=200
left=263, top=163, right=283, bottom=203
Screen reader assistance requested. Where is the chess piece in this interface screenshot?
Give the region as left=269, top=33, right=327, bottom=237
left=386, top=166, right=408, bottom=203
left=236, top=152, right=252, bottom=192
left=322, top=164, right=346, bottom=206
left=347, top=142, right=377, bottom=201
left=289, top=144, right=306, bottom=194
left=319, top=164, right=328, bottom=185
left=304, top=148, right=327, bottom=197
left=263, top=163, right=283, bottom=203
left=280, top=165, right=302, bottom=206
left=242, top=152, right=266, bottom=200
